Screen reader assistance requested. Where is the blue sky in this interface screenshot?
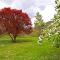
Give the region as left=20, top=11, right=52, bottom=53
left=0, top=0, right=55, bottom=27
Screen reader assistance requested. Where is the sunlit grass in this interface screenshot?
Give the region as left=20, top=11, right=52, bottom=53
left=0, top=34, right=60, bottom=60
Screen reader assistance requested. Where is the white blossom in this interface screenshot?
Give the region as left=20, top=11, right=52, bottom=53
left=37, top=36, right=42, bottom=45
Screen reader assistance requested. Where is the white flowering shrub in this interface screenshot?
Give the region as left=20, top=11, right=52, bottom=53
left=37, top=35, right=43, bottom=45
left=38, top=21, right=60, bottom=48
left=37, top=0, right=60, bottom=48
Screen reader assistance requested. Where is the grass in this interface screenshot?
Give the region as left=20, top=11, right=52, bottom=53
left=0, top=35, right=60, bottom=60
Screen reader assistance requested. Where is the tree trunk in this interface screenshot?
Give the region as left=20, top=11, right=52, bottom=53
left=8, top=33, right=17, bottom=43
left=12, top=36, right=16, bottom=42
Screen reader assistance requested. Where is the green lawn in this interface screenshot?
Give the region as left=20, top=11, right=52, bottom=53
left=0, top=35, right=60, bottom=60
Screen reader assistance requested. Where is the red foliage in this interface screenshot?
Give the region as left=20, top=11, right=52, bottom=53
left=0, top=7, right=32, bottom=42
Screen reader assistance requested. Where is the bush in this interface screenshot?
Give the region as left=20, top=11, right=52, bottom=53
left=44, top=31, right=60, bottom=48
left=51, top=32, right=60, bottom=48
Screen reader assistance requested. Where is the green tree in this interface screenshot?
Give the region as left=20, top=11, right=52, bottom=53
left=35, top=12, right=44, bottom=29
left=34, top=12, right=45, bottom=36
left=51, top=0, right=60, bottom=33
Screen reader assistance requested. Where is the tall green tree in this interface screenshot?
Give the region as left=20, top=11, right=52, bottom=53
left=35, top=12, right=44, bottom=29
left=52, top=0, right=60, bottom=32
left=34, top=12, right=45, bottom=35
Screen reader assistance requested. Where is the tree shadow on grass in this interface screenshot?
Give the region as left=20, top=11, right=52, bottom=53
left=16, top=39, right=32, bottom=43
left=0, top=40, right=12, bottom=45
left=0, top=39, right=32, bottom=46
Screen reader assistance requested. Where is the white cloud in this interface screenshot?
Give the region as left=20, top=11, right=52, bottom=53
left=24, top=6, right=43, bottom=18
left=0, top=1, right=5, bottom=9
left=0, top=1, right=10, bottom=9
left=10, top=1, right=22, bottom=9
left=0, top=0, right=14, bottom=5
left=42, top=5, right=55, bottom=22
left=31, top=17, right=36, bottom=27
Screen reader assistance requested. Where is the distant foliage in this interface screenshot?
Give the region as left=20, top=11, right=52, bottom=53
left=0, top=7, right=32, bottom=42
left=34, top=12, right=45, bottom=36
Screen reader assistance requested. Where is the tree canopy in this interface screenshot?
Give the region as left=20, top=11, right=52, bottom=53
left=0, top=7, right=32, bottom=42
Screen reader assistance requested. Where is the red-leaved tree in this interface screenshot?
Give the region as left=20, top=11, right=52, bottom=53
left=0, top=7, right=32, bottom=42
